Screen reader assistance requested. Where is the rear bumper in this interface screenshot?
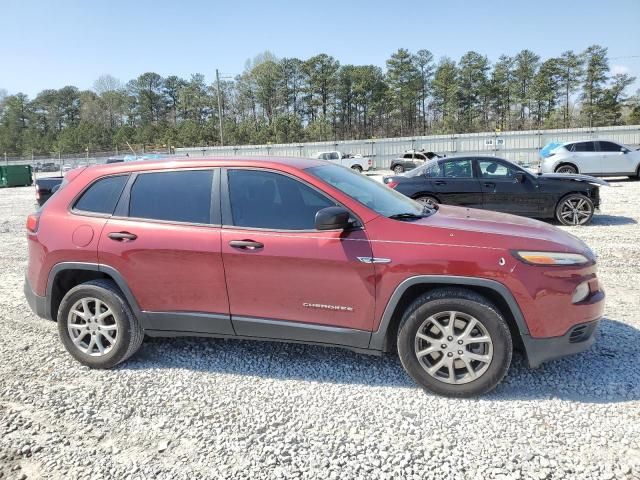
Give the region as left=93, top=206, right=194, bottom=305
left=24, top=275, right=49, bottom=320
left=522, top=319, right=600, bottom=368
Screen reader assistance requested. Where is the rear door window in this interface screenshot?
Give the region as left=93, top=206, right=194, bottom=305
left=74, top=175, right=128, bottom=215
left=571, top=142, right=596, bottom=152
left=128, top=170, right=213, bottom=224
left=441, top=159, right=473, bottom=178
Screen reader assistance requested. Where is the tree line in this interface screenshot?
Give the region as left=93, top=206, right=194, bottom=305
left=1, top=45, right=639, bottom=156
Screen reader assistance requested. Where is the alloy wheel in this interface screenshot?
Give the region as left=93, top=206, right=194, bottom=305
left=414, top=310, right=493, bottom=385
left=559, top=197, right=592, bottom=225
left=67, top=297, right=119, bottom=356
left=415, top=196, right=438, bottom=208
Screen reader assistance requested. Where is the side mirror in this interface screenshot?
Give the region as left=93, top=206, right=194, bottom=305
left=515, top=172, right=526, bottom=183
left=315, top=206, right=352, bottom=230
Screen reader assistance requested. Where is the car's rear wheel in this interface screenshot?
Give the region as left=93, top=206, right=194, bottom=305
left=351, top=165, right=363, bottom=173
left=555, top=193, right=594, bottom=226
left=414, top=195, right=439, bottom=208
left=393, top=164, right=405, bottom=174
left=397, top=288, right=512, bottom=397
left=555, top=164, right=578, bottom=174
left=57, top=279, right=144, bottom=369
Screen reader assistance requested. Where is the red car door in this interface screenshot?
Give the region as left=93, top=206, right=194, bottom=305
left=98, top=168, right=232, bottom=335
left=220, top=168, right=375, bottom=346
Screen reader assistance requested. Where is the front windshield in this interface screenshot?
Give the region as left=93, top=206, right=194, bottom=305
left=308, top=164, right=427, bottom=217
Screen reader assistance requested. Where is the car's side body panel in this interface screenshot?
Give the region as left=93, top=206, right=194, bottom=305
left=24, top=155, right=605, bottom=374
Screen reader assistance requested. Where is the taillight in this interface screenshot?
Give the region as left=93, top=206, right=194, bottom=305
left=368, top=159, right=372, bottom=166
left=386, top=180, right=398, bottom=189
left=26, top=213, right=40, bottom=233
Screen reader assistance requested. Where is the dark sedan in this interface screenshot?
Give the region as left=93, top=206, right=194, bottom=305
left=383, top=156, right=607, bottom=225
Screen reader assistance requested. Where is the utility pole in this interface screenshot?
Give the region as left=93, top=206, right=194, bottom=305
left=216, top=69, right=224, bottom=146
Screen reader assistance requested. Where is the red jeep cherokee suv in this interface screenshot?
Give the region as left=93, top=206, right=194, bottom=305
left=24, top=157, right=605, bottom=397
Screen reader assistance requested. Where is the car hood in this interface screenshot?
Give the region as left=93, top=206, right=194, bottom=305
left=381, top=205, right=592, bottom=256
left=536, top=173, right=609, bottom=186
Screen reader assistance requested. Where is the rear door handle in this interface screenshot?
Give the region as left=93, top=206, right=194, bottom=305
left=484, top=182, right=496, bottom=188
left=108, top=232, right=137, bottom=241
left=434, top=180, right=447, bottom=186
left=229, top=240, right=264, bottom=250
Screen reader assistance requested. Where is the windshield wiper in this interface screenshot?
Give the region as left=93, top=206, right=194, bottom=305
left=388, top=212, right=425, bottom=220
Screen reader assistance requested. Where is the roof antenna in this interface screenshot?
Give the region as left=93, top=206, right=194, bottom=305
left=126, top=142, right=138, bottom=159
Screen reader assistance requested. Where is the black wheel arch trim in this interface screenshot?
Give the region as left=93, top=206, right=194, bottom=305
left=45, top=262, right=143, bottom=322
left=368, top=275, right=529, bottom=350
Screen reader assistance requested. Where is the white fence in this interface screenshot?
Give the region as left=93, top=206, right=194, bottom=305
left=176, top=125, right=640, bottom=169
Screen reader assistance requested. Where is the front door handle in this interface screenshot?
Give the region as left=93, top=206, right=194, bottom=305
left=434, top=180, right=447, bottom=186
left=108, top=232, right=137, bottom=241
left=229, top=240, right=264, bottom=250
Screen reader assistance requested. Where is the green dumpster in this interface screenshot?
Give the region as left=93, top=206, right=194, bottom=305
left=0, top=165, right=33, bottom=187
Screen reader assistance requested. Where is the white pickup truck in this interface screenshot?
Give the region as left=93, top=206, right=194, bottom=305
left=314, top=151, right=372, bottom=172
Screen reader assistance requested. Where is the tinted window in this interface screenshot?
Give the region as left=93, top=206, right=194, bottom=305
left=309, top=164, right=425, bottom=218
left=441, top=159, right=473, bottom=178
left=477, top=160, right=518, bottom=179
left=571, top=142, right=596, bottom=152
left=598, top=141, right=622, bottom=152
left=404, top=159, right=441, bottom=178
left=129, top=170, right=213, bottom=223
left=74, top=175, right=128, bottom=214
left=228, top=170, right=336, bottom=230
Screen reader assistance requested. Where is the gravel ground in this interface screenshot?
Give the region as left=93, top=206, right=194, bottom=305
left=1, top=179, right=639, bottom=480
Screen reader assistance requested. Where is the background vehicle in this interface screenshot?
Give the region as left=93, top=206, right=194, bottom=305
left=314, top=151, right=372, bottom=172
left=24, top=157, right=604, bottom=397
left=35, top=176, right=64, bottom=206
left=40, top=162, right=59, bottom=173
left=390, top=150, right=442, bottom=174
left=384, top=156, right=606, bottom=225
left=539, top=140, right=640, bottom=178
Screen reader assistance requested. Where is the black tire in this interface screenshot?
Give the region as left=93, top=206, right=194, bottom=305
left=555, top=193, right=594, bottom=226
left=414, top=195, right=439, bottom=207
left=57, top=279, right=144, bottom=369
left=393, top=164, right=405, bottom=174
left=397, top=288, right=512, bottom=398
left=351, top=165, right=363, bottom=173
left=555, top=164, right=578, bottom=174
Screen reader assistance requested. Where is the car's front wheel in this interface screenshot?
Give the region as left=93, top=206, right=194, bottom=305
left=397, top=288, right=512, bottom=397
left=57, top=279, right=144, bottom=368
left=555, top=193, right=594, bottom=226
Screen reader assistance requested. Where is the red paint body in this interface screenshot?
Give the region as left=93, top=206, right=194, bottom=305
left=27, top=157, right=604, bottom=339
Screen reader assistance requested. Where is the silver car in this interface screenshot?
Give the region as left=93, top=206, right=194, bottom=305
left=539, top=140, right=640, bottom=179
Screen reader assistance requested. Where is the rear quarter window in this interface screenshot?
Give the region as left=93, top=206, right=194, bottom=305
left=73, top=175, right=128, bottom=215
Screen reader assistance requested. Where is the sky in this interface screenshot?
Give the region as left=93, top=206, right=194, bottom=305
left=1, top=0, right=639, bottom=97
